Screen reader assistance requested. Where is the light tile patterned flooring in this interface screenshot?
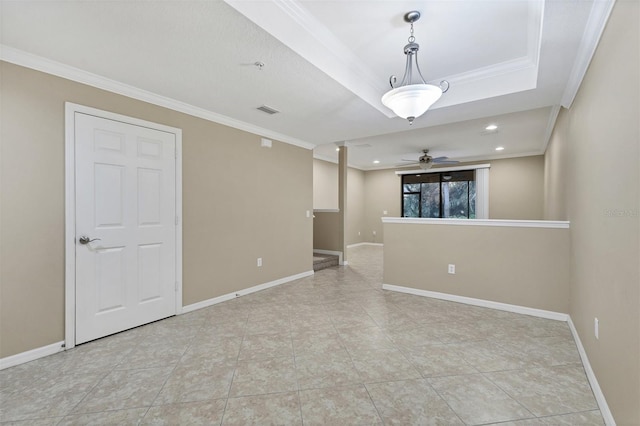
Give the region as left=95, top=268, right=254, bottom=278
left=0, top=245, right=603, bottom=425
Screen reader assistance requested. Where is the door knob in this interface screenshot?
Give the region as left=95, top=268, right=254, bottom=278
left=79, top=236, right=101, bottom=245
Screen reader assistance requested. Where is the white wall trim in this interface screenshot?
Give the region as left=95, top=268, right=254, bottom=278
left=0, top=341, right=65, bottom=370
left=64, top=102, right=183, bottom=350
left=1, top=45, right=315, bottom=151
left=313, top=209, right=340, bottom=213
left=382, top=284, right=569, bottom=322
left=381, top=217, right=570, bottom=229
left=560, top=0, right=616, bottom=109
left=182, top=270, right=314, bottom=314
left=567, top=317, right=616, bottom=426
left=346, top=242, right=384, bottom=248
left=395, top=164, right=491, bottom=175
left=313, top=249, right=344, bottom=265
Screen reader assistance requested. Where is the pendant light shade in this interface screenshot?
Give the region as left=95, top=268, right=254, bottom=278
left=382, top=11, right=449, bottom=125
left=381, top=83, right=443, bottom=122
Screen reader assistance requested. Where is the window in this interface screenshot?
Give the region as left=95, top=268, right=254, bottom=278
left=402, top=171, right=476, bottom=218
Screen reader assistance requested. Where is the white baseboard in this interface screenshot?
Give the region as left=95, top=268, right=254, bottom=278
left=181, top=292, right=238, bottom=313
left=382, top=284, right=568, bottom=322
left=182, top=270, right=314, bottom=314
left=567, top=317, right=615, bottom=426
left=0, top=341, right=65, bottom=370
left=313, top=249, right=344, bottom=265
left=346, top=242, right=384, bottom=248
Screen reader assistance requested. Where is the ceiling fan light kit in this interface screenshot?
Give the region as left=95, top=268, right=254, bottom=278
left=382, top=11, right=449, bottom=125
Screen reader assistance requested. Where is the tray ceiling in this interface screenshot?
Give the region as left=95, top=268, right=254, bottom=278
left=0, top=0, right=613, bottom=169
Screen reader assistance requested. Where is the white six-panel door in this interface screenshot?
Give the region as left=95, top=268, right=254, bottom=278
left=74, top=112, right=177, bottom=344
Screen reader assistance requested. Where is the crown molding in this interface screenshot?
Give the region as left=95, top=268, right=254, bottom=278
left=445, top=56, right=535, bottom=87
left=0, top=45, right=316, bottom=151
left=560, top=0, right=616, bottom=109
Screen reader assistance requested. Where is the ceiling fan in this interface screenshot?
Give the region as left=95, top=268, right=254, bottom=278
left=401, top=149, right=459, bottom=170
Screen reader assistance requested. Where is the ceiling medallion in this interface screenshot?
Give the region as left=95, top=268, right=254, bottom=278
left=381, top=11, right=449, bottom=125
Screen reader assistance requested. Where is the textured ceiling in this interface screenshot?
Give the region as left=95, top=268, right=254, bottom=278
left=0, top=0, right=610, bottom=169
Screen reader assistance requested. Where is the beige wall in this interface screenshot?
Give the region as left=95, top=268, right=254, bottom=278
left=487, top=156, right=544, bottom=220
left=363, top=168, right=401, bottom=243
left=0, top=62, right=313, bottom=358
left=312, top=212, right=342, bottom=252
left=543, top=111, right=569, bottom=221
left=543, top=2, right=639, bottom=423
left=346, top=167, right=365, bottom=246
left=312, top=159, right=338, bottom=210
left=383, top=222, right=570, bottom=313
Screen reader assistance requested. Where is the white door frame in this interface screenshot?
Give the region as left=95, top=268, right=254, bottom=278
left=64, top=102, right=183, bottom=350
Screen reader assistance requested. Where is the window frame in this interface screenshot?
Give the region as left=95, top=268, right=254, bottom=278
left=401, top=170, right=476, bottom=219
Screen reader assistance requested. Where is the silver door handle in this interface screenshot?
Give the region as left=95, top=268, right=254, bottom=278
left=79, top=236, right=101, bottom=245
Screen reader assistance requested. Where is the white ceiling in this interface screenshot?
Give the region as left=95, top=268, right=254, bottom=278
left=0, top=0, right=612, bottom=170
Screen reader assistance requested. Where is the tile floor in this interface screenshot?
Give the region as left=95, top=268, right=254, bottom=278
left=0, top=245, right=603, bottom=425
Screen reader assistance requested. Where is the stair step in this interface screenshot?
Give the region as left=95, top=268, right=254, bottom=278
left=313, top=254, right=339, bottom=271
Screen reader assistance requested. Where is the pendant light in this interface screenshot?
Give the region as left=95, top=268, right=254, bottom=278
left=381, top=11, right=449, bottom=125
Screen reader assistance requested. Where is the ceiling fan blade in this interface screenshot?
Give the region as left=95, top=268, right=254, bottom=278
left=431, top=156, right=449, bottom=161
left=401, top=159, right=420, bottom=162
left=434, top=160, right=459, bottom=164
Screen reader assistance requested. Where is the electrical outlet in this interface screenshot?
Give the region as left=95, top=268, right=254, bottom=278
left=383, top=210, right=388, bottom=215
left=257, top=258, right=262, bottom=267
left=373, top=230, right=377, bottom=236
left=594, top=317, right=599, bottom=339
left=306, top=210, right=310, bottom=218
left=358, top=231, right=361, bottom=236
left=448, top=264, right=455, bottom=274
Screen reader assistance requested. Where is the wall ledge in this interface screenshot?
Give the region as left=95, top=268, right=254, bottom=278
left=182, top=270, right=314, bottom=314
left=382, top=217, right=570, bottom=229
left=313, top=209, right=340, bottom=213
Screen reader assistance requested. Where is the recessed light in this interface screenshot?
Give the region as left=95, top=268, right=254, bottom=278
left=495, top=146, right=505, bottom=151
left=485, top=124, right=498, bottom=131
left=373, top=160, right=380, bottom=164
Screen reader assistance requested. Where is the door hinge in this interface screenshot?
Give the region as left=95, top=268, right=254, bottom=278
left=175, top=216, right=179, bottom=226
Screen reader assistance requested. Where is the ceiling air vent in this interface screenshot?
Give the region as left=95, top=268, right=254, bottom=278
left=256, top=105, right=280, bottom=115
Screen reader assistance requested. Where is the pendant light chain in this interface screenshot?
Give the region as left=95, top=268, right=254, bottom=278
left=408, top=22, right=415, bottom=43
